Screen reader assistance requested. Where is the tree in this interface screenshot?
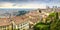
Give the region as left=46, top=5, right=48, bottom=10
left=17, top=10, right=27, bottom=16
left=56, top=12, right=59, bottom=19
left=33, top=12, right=60, bottom=30
left=49, top=12, right=60, bottom=30
left=33, top=23, right=49, bottom=30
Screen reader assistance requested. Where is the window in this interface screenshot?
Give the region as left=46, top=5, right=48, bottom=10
left=3, top=26, right=6, bottom=30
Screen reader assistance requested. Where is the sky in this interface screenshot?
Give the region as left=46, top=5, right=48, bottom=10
left=0, top=0, right=60, bottom=9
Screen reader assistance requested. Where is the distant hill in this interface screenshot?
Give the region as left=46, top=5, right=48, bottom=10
left=16, top=10, right=29, bottom=16
left=0, top=8, right=32, bottom=16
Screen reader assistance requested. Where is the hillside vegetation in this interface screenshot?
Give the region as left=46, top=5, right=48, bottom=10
left=33, top=12, right=60, bottom=30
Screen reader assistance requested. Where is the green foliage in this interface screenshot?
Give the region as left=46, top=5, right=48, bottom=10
left=49, top=12, right=60, bottom=30
left=56, top=12, right=59, bottom=19
left=17, top=10, right=27, bottom=16
left=49, top=12, right=55, bottom=17
left=33, top=12, right=60, bottom=30
left=33, top=23, right=49, bottom=30
left=58, top=12, right=60, bottom=16
left=13, top=29, right=18, bottom=30
left=50, top=19, right=60, bottom=30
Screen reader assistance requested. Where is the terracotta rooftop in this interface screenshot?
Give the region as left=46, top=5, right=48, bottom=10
left=0, top=16, right=29, bottom=26
left=0, top=18, right=11, bottom=26
left=13, top=16, right=29, bottom=25
left=0, top=10, right=46, bottom=26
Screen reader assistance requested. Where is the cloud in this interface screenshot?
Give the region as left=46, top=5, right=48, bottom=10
left=0, top=2, right=13, bottom=7
left=0, top=0, right=60, bottom=8
left=0, top=3, right=46, bottom=9
left=0, top=0, right=60, bottom=3
left=18, top=4, right=46, bottom=9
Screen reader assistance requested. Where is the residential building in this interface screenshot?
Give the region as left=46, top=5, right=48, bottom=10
left=0, top=9, right=51, bottom=30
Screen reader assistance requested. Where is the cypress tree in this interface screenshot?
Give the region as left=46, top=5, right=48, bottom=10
left=39, top=10, right=41, bottom=13
left=56, top=12, right=59, bottom=19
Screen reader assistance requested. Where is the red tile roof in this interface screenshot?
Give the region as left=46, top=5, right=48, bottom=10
left=0, top=18, right=11, bottom=26
left=13, top=16, right=29, bottom=25
left=0, top=10, right=43, bottom=26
